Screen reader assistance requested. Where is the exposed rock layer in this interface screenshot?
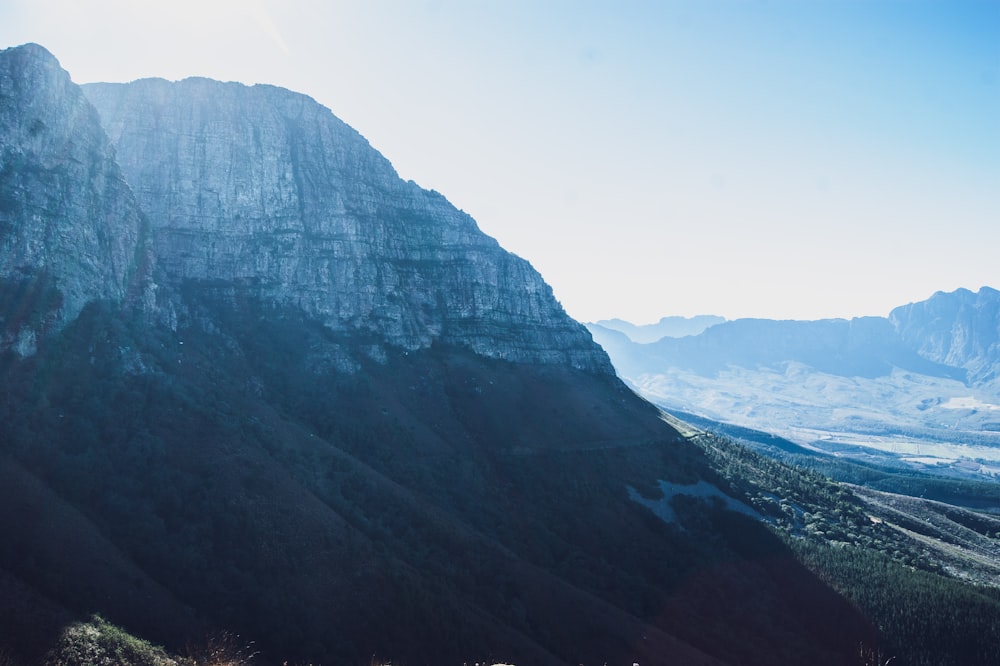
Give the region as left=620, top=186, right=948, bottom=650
left=82, top=77, right=609, bottom=370
left=0, top=44, right=149, bottom=338
left=890, top=286, right=1000, bottom=384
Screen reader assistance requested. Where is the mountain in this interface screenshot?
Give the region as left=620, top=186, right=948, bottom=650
left=890, top=286, right=1000, bottom=385
left=587, top=287, right=1000, bottom=477
left=80, top=77, right=606, bottom=372
left=2, top=43, right=999, bottom=666
left=0, top=43, right=152, bottom=353
left=648, top=316, right=967, bottom=380
left=590, top=315, right=725, bottom=343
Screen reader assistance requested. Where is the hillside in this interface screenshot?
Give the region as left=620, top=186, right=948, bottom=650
left=687, top=425, right=1000, bottom=666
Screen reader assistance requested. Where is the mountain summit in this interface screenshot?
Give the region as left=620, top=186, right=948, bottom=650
left=80, top=75, right=608, bottom=372
left=0, top=43, right=151, bottom=348
left=890, top=286, right=1000, bottom=385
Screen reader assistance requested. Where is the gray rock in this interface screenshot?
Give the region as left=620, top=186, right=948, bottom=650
left=890, top=286, right=1000, bottom=385
left=0, top=43, right=152, bottom=345
left=83, top=77, right=609, bottom=371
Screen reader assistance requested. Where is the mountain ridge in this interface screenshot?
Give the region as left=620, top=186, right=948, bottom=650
left=590, top=315, right=726, bottom=343
left=81, top=72, right=609, bottom=372
left=891, top=286, right=1000, bottom=384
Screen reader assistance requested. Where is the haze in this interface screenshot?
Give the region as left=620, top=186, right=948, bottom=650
left=2, top=0, right=997, bottom=323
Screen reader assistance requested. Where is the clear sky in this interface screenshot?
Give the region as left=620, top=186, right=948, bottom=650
left=2, top=0, right=998, bottom=323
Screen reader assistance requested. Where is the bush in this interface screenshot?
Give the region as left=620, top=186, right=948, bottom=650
left=45, top=615, right=182, bottom=666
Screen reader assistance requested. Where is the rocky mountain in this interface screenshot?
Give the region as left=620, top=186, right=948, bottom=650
left=81, top=77, right=606, bottom=372
left=588, top=287, right=1000, bottom=477
left=0, top=43, right=151, bottom=353
left=890, top=286, right=1000, bottom=385
left=2, top=43, right=999, bottom=666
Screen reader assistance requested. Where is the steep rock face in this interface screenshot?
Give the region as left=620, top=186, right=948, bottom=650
left=890, top=286, right=1000, bottom=384
left=83, top=78, right=609, bottom=371
left=0, top=44, right=149, bottom=349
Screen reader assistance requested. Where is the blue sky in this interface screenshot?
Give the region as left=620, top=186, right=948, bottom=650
left=2, top=0, right=998, bottom=323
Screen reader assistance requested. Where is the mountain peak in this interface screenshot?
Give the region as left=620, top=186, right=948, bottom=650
left=78, top=75, right=610, bottom=371
left=0, top=43, right=151, bottom=351
left=1, top=42, right=60, bottom=69
left=890, top=286, right=1000, bottom=383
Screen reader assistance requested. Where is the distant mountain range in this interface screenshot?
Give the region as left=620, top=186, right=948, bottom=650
left=588, top=287, right=1000, bottom=476
left=592, top=314, right=726, bottom=343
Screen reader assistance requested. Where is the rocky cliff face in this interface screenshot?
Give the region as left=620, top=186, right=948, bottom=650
left=82, top=78, right=609, bottom=371
left=0, top=44, right=150, bottom=352
left=890, top=286, right=1000, bottom=384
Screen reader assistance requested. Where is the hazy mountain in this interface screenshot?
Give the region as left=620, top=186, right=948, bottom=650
left=653, top=316, right=967, bottom=380
left=2, top=43, right=999, bottom=666
left=588, top=287, right=1000, bottom=476
left=590, top=315, right=725, bottom=343
left=890, top=286, right=1000, bottom=385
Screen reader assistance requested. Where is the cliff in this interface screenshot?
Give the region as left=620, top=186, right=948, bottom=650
left=890, top=286, right=1000, bottom=385
left=82, top=77, right=610, bottom=371
left=0, top=44, right=150, bottom=352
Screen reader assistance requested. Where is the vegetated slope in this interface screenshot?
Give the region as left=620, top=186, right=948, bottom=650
left=0, top=43, right=882, bottom=666
left=848, top=486, right=1000, bottom=586
left=691, top=428, right=1000, bottom=666
left=672, top=408, right=1000, bottom=513
left=0, top=295, right=885, bottom=666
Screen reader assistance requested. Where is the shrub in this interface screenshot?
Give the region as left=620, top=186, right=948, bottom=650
left=44, top=615, right=181, bottom=666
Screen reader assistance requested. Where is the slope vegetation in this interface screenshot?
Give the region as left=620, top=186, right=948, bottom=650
left=0, top=296, right=876, bottom=665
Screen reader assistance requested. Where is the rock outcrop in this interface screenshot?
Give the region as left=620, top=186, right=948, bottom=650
left=0, top=44, right=150, bottom=350
left=82, top=77, right=609, bottom=371
left=890, top=286, right=1000, bottom=384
